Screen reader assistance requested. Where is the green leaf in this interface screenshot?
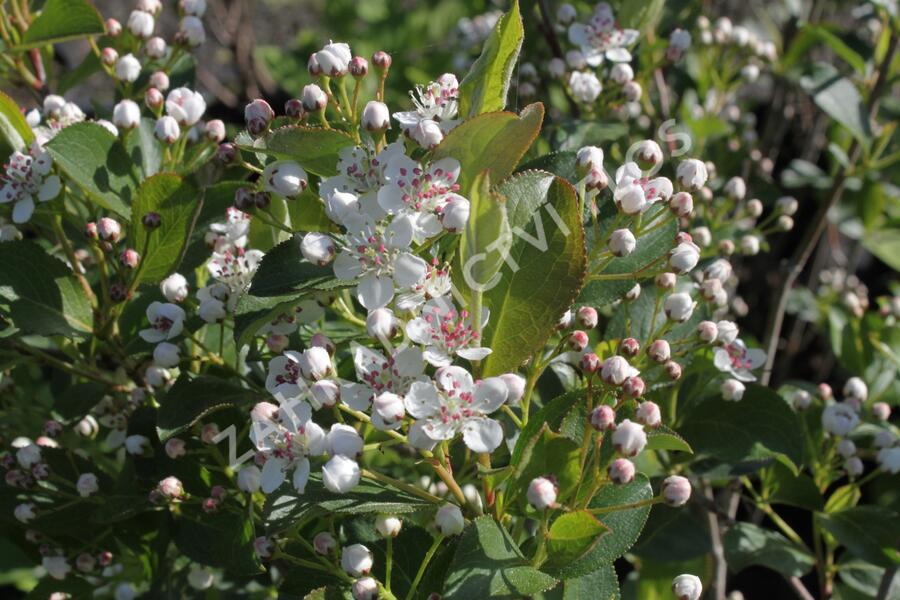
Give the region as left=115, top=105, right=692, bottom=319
left=506, top=427, right=581, bottom=514
left=45, top=122, right=138, bottom=218
left=242, top=126, right=357, bottom=177
left=555, top=474, right=653, bottom=578
left=862, top=228, right=900, bottom=270
left=818, top=506, right=900, bottom=568
left=546, top=510, right=609, bottom=568
left=646, top=425, right=693, bottom=454
left=264, top=476, right=431, bottom=533
left=617, top=0, right=665, bottom=30
left=174, top=508, right=263, bottom=575
left=631, top=505, right=711, bottom=561
left=248, top=234, right=343, bottom=297
left=232, top=293, right=302, bottom=348
left=432, top=103, right=544, bottom=197
left=453, top=170, right=511, bottom=301
left=784, top=25, right=867, bottom=75
left=723, top=522, right=815, bottom=578
left=0, top=91, right=34, bottom=155
left=763, top=463, right=824, bottom=511
left=443, top=516, right=558, bottom=599
left=679, top=383, right=804, bottom=474
left=125, top=117, right=163, bottom=179
left=19, top=0, right=104, bottom=50
left=481, top=171, right=587, bottom=376
left=800, top=62, right=871, bottom=143
left=131, top=174, right=202, bottom=284
left=156, top=373, right=259, bottom=441
left=0, top=241, right=93, bottom=337
left=54, top=381, right=106, bottom=420
left=458, top=0, right=523, bottom=116
left=534, top=564, right=619, bottom=600
left=511, top=390, right=586, bottom=466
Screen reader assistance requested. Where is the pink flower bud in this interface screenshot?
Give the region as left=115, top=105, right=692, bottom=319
left=873, top=402, right=891, bottom=421
left=157, top=476, right=184, bottom=500
left=202, top=498, right=219, bottom=513
left=669, top=191, right=694, bottom=217
left=84, top=222, right=98, bottom=239
left=576, top=306, right=598, bottom=329
left=620, top=337, right=640, bottom=357
left=254, top=536, right=273, bottom=559
left=201, top=423, right=220, bottom=444
left=609, top=228, right=636, bottom=256
left=623, top=377, right=646, bottom=399
left=165, top=438, right=186, bottom=459
left=285, top=98, right=305, bottom=119
left=149, top=71, right=170, bottom=91
left=349, top=56, right=369, bottom=78
left=612, top=419, right=647, bottom=456
left=720, top=379, right=745, bottom=401
left=608, top=458, right=635, bottom=484
left=568, top=330, right=589, bottom=351
left=101, top=47, right=118, bottom=66
left=245, top=99, right=274, bottom=132
left=665, top=360, right=683, bottom=380
left=580, top=352, right=601, bottom=374
left=636, top=400, right=660, bottom=425
left=817, top=383, right=832, bottom=401
left=216, top=142, right=238, bottom=164
left=120, top=248, right=140, bottom=269
left=302, top=84, right=328, bottom=112
left=372, top=51, right=392, bottom=70
left=662, top=475, right=691, bottom=506
left=648, top=340, right=671, bottom=363
left=106, top=18, right=122, bottom=36
left=142, top=211, right=161, bottom=230
left=591, top=405, right=616, bottom=431
left=205, top=119, right=225, bottom=143
left=601, top=356, right=637, bottom=386
left=526, top=476, right=558, bottom=510
left=300, top=232, right=335, bottom=265
left=696, top=320, right=718, bottom=343
left=145, top=87, right=164, bottom=110
left=314, top=531, right=337, bottom=555
left=75, top=552, right=96, bottom=572
left=266, top=333, right=289, bottom=353
left=656, top=272, right=677, bottom=289
left=98, top=217, right=121, bottom=241
left=361, top=100, right=390, bottom=132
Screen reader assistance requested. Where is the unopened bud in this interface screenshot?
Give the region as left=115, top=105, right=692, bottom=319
left=620, top=337, right=639, bottom=357
left=580, top=352, right=600, bottom=374
left=106, top=18, right=122, bottom=36
left=216, top=142, right=238, bottom=164
left=665, top=360, right=683, bottom=380
left=145, top=87, right=164, bottom=110
left=647, top=340, right=670, bottom=363
left=608, top=458, right=635, bottom=484
left=142, top=212, right=161, bottom=230
left=662, top=475, right=691, bottom=506
left=372, top=51, right=392, bottom=71
left=568, top=330, right=589, bottom=351
left=590, top=405, right=616, bottom=431
left=101, top=47, right=118, bottom=66
left=349, top=56, right=369, bottom=78
left=285, top=98, right=305, bottom=119
left=576, top=306, right=598, bottom=329
left=656, top=272, right=677, bottom=289
left=624, top=377, right=646, bottom=399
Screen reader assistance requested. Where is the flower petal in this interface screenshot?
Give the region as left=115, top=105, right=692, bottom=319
left=357, top=273, right=394, bottom=309
left=12, top=197, right=34, bottom=224
left=333, top=251, right=364, bottom=281
left=472, top=376, right=508, bottom=413
left=457, top=347, right=492, bottom=361
left=38, top=176, right=61, bottom=202
left=393, top=252, right=428, bottom=288
left=462, top=418, right=504, bottom=453
left=404, top=381, right=441, bottom=419
left=292, top=457, right=310, bottom=493
left=260, top=457, right=286, bottom=493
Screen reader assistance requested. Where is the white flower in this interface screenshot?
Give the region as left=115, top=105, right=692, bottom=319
left=396, top=260, right=453, bottom=312
left=115, top=54, right=141, bottom=82
left=611, top=419, right=646, bottom=456
left=14, top=503, right=35, bottom=523
left=320, top=142, right=405, bottom=222
left=332, top=213, right=427, bottom=309
left=740, top=234, right=760, bottom=255
left=406, top=296, right=490, bottom=366
left=322, top=454, right=361, bottom=493
left=375, top=514, right=402, bottom=537
left=576, top=145, right=604, bottom=173
left=822, top=403, right=859, bottom=436
left=662, top=475, right=691, bottom=506
left=166, top=87, right=206, bottom=126
left=568, top=3, right=638, bottom=65
left=720, top=379, right=745, bottom=401
left=877, top=447, right=900, bottom=474
left=178, top=16, right=206, bottom=47
left=434, top=503, right=465, bottom=535
left=207, top=248, right=264, bottom=303
left=713, top=339, right=765, bottom=381
left=341, top=344, right=426, bottom=411
left=125, top=434, right=150, bottom=455
left=1, top=146, right=61, bottom=223
left=250, top=401, right=325, bottom=493
left=609, top=228, right=636, bottom=256
left=152, top=338, right=180, bottom=368
left=237, top=465, right=262, bottom=492
left=676, top=159, right=708, bottom=191
left=379, top=155, right=468, bottom=242
left=299, top=232, right=334, bottom=266
left=843, top=377, right=868, bottom=403
left=614, top=162, right=672, bottom=214
left=366, top=307, right=398, bottom=340
left=664, top=293, right=695, bottom=322
left=527, top=477, right=558, bottom=510
left=265, top=349, right=330, bottom=402
left=154, top=115, right=180, bottom=144
left=112, top=100, right=141, bottom=130
left=160, top=273, right=189, bottom=303
left=326, top=423, right=363, bottom=458
left=610, top=62, right=634, bottom=83
left=716, top=320, right=739, bottom=345
left=672, top=574, right=702, bottom=600
left=600, top=356, right=639, bottom=386
left=568, top=70, right=602, bottom=103
left=77, top=473, right=99, bottom=497
left=669, top=241, right=700, bottom=274
left=208, top=207, right=250, bottom=253
left=139, top=302, right=186, bottom=343
left=837, top=439, right=856, bottom=458
left=187, top=565, right=214, bottom=590
left=404, top=366, right=507, bottom=453
left=315, top=41, right=352, bottom=76
left=264, top=161, right=308, bottom=198
left=393, top=74, right=459, bottom=137
left=180, top=0, right=207, bottom=16
left=352, top=577, right=379, bottom=600
left=341, top=543, right=373, bottom=576
left=372, top=392, right=406, bottom=430
left=42, top=556, right=71, bottom=580
left=127, top=10, right=154, bottom=38
left=362, top=101, right=391, bottom=132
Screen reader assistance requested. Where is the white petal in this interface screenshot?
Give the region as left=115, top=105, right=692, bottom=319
left=333, top=251, right=364, bottom=281
left=12, top=197, right=34, bottom=224
left=568, top=23, right=589, bottom=46
left=394, top=347, right=425, bottom=378
left=292, top=457, right=310, bottom=493
left=404, top=381, right=441, bottom=419
left=605, top=47, right=632, bottom=62
left=38, top=176, right=61, bottom=202
left=408, top=420, right=439, bottom=450
left=393, top=252, right=428, bottom=288
left=357, top=273, right=394, bottom=309
left=385, top=215, right=414, bottom=249
left=457, top=347, right=492, bottom=361
left=260, top=457, right=286, bottom=493
left=341, top=383, right=372, bottom=411
left=473, top=377, right=508, bottom=413
left=405, top=318, right=433, bottom=345
left=435, top=365, right=474, bottom=394
left=422, top=347, right=452, bottom=367
left=139, top=328, right=166, bottom=343
left=462, top=418, right=504, bottom=453
left=377, top=183, right=408, bottom=214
